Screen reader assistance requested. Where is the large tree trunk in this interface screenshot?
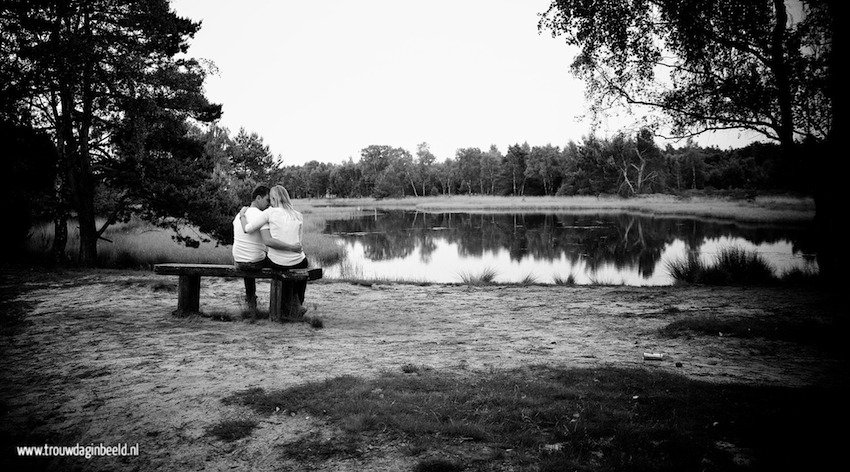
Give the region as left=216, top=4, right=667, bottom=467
left=771, top=0, right=796, bottom=154
left=75, top=35, right=98, bottom=266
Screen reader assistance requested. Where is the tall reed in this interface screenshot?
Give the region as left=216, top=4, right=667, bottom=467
left=667, top=247, right=778, bottom=285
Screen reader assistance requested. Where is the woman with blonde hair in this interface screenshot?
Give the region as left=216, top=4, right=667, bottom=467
left=239, top=185, right=309, bottom=304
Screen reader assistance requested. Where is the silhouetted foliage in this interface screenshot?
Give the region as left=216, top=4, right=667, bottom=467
left=1, top=0, right=221, bottom=263
left=0, top=122, right=57, bottom=260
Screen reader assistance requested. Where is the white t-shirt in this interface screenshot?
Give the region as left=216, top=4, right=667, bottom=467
left=231, top=207, right=267, bottom=263
left=245, top=207, right=306, bottom=266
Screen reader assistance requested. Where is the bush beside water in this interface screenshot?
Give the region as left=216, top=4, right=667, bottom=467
left=667, top=247, right=818, bottom=286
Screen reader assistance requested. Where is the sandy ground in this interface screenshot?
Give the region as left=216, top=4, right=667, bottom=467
left=0, top=268, right=844, bottom=471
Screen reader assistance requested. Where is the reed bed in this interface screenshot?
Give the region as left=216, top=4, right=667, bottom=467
left=301, top=194, right=814, bottom=223
left=667, top=246, right=818, bottom=285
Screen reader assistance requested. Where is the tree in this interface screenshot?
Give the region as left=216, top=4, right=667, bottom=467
left=1, top=0, right=221, bottom=264
left=540, top=0, right=830, bottom=151
left=613, top=129, right=666, bottom=196
left=415, top=142, right=437, bottom=197
left=230, top=128, right=278, bottom=182
left=480, top=145, right=503, bottom=195
left=0, top=122, right=57, bottom=259
left=435, top=159, right=457, bottom=195
left=525, top=144, right=562, bottom=195
left=455, top=148, right=483, bottom=194
left=558, top=135, right=619, bottom=195
left=665, top=141, right=709, bottom=190
left=110, top=112, right=234, bottom=247
left=541, top=0, right=844, bottom=278
left=502, top=143, right=530, bottom=195
left=329, top=158, right=361, bottom=197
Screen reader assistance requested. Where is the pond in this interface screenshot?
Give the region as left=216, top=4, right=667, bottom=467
left=321, top=211, right=817, bottom=285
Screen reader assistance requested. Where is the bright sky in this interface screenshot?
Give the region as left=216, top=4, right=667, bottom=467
left=171, top=0, right=757, bottom=166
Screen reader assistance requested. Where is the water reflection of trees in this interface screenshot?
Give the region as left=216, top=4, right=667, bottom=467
left=324, top=211, right=815, bottom=276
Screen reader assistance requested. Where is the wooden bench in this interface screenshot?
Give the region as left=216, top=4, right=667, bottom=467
left=153, top=263, right=323, bottom=321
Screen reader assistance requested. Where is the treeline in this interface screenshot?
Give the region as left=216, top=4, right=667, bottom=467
left=210, top=128, right=810, bottom=200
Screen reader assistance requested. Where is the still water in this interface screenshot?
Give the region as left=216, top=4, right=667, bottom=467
left=322, top=211, right=817, bottom=285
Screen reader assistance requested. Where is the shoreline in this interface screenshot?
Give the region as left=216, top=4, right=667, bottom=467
left=297, top=194, right=815, bottom=224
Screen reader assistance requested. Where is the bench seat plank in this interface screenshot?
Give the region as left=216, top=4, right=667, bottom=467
left=154, top=263, right=322, bottom=281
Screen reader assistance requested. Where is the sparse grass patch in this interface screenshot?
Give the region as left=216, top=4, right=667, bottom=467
left=413, top=458, right=465, bottom=472
left=207, top=310, right=234, bottom=322
left=553, top=273, right=576, bottom=286
left=205, top=419, right=258, bottom=441
left=458, top=267, right=498, bottom=285
left=587, top=273, right=625, bottom=286
left=151, top=281, right=176, bottom=292
left=660, top=313, right=845, bottom=348
left=280, top=431, right=363, bottom=462
left=339, top=276, right=433, bottom=286
left=240, top=307, right=270, bottom=320
left=221, top=366, right=844, bottom=470
left=519, top=273, right=539, bottom=285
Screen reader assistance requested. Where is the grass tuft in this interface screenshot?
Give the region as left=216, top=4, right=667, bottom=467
left=668, top=247, right=785, bottom=285
left=520, top=273, right=539, bottom=285
left=458, top=267, right=498, bottom=285
left=553, top=273, right=576, bottom=286
left=666, top=251, right=704, bottom=283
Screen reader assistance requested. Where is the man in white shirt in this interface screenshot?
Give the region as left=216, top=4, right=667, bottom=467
left=232, top=185, right=301, bottom=311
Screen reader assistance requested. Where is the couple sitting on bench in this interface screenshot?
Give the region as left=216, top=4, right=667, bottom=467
left=232, top=184, right=309, bottom=314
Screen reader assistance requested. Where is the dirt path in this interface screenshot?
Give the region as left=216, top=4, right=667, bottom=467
left=0, top=269, right=843, bottom=471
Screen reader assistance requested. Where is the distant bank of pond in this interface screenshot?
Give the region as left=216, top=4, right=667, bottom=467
left=321, top=210, right=817, bottom=285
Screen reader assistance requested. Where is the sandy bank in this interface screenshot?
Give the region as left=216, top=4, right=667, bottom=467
left=0, top=267, right=842, bottom=470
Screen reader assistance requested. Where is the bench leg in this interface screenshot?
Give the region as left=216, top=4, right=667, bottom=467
left=174, top=275, right=200, bottom=317
left=269, top=277, right=304, bottom=322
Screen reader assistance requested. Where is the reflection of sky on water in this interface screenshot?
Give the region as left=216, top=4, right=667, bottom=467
left=322, top=212, right=817, bottom=286
left=324, top=236, right=816, bottom=286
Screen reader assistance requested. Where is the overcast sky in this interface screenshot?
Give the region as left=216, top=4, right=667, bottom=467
left=171, top=0, right=757, bottom=166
